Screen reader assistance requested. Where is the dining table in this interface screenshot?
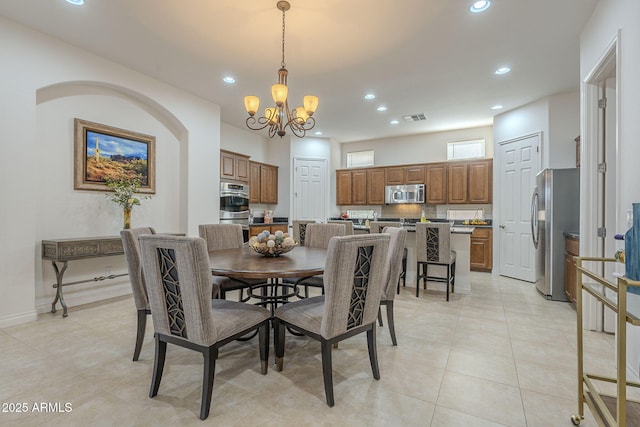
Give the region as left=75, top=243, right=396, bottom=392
left=209, top=245, right=327, bottom=312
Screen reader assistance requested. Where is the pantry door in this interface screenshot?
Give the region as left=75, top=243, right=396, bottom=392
left=293, top=158, right=327, bottom=223
left=498, top=133, right=541, bottom=282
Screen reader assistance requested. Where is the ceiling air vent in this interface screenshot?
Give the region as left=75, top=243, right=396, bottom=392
left=402, top=113, right=427, bottom=122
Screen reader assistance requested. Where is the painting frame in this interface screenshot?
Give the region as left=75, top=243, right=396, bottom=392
left=74, top=118, right=156, bottom=194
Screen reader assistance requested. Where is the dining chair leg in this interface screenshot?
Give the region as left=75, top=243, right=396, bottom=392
left=149, top=335, right=167, bottom=398
left=416, top=262, right=421, bottom=297
left=385, top=302, right=397, bottom=346
left=200, top=347, right=217, bottom=420
left=377, top=307, right=383, bottom=326
left=274, top=319, right=285, bottom=372
left=366, top=326, right=381, bottom=380
left=259, top=321, right=269, bottom=375
left=446, top=264, right=451, bottom=302
left=321, top=340, right=335, bottom=407
left=133, top=309, right=147, bottom=361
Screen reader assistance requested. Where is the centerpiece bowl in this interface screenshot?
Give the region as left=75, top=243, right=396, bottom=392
left=249, top=230, right=297, bottom=257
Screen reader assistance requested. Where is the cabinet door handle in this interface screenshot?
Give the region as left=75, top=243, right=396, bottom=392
left=499, top=224, right=506, bottom=229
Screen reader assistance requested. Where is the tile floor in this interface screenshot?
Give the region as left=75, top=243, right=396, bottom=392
left=0, top=273, right=616, bottom=426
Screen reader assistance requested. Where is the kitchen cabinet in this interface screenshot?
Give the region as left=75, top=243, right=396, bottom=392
left=220, top=150, right=250, bottom=182
left=470, top=227, right=492, bottom=272
left=367, top=168, right=386, bottom=205
left=426, top=163, right=447, bottom=204
left=351, top=170, right=367, bottom=205
left=564, top=234, right=579, bottom=303
left=336, top=168, right=384, bottom=205
left=467, top=159, right=493, bottom=204
left=385, top=165, right=425, bottom=185
left=249, top=223, right=289, bottom=237
left=336, top=170, right=353, bottom=205
left=249, top=161, right=278, bottom=204
left=447, top=162, right=468, bottom=204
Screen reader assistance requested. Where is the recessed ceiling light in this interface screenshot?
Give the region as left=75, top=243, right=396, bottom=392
left=390, top=120, right=400, bottom=125
left=314, top=131, right=323, bottom=136
left=470, top=1, right=490, bottom=13
left=495, top=66, right=511, bottom=75
left=364, top=94, right=376, bottom=100
left=222, top=76, right=235, bottom=84
left=65, top=0, right=84, bottom=5
left=376, top=106, right=387, bottom=112
left=491, top=105, right=504, bottom=110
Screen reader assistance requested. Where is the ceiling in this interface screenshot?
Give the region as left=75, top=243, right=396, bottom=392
left=0, top=0, right=598, bottom=143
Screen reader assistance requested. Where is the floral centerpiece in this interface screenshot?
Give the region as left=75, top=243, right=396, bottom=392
left=105, top=175, right=150, bottom=229
left=249, top=230, right=297, bottom=257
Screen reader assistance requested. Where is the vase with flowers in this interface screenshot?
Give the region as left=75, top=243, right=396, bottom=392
left=105, top=175, right=150, bottom=229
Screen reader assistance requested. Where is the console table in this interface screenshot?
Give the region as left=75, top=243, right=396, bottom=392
left=42, top=236, right=127, bottom=317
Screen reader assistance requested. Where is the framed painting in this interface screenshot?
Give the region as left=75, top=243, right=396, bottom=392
left=74, top=118, right=156, bottom=193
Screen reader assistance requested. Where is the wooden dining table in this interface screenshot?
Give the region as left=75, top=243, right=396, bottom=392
left=209, top=246, right=327, bottom=311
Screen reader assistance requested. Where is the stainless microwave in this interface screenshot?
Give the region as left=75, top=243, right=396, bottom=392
left=385, top=184, right=425, bottom=204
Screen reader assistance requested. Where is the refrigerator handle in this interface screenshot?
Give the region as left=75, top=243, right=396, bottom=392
left=531, top=189, right=539, bottom=249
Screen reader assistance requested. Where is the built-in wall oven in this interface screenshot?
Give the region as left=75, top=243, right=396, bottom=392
left=220, top=182, right=250, bottom=225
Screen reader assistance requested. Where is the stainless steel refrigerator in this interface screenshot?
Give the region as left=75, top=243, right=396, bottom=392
left=531, top=168, right=580, bottom=301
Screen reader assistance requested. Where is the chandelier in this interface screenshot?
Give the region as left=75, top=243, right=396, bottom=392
left=244, top=1, right=318, bottom=138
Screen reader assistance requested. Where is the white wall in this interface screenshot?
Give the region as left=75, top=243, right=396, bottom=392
left=220, top=122, right=268, bottom=162
left=0, top=17, right=221, bottom=325
left=579, top=0, right=640, bottom=378
left=340, top=126, right=494, bottom=168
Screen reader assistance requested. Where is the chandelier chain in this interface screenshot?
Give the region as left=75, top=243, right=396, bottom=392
left=280, top=5, right=286, bottom=68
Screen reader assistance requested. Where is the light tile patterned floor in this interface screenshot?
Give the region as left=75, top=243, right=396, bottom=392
left=0, top=273, right=611, bottom=426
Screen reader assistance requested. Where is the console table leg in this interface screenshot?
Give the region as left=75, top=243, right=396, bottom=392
left=51, top=261, right=69, bottom=317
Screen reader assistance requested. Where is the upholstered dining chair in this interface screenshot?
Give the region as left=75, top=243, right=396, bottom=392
left=377, top=226, right=408, bottom=346
left=198, top=224, right=260, bottom=301
left=138, top=235, right=271, bottom=420
left=327, top=219, right=354, bottom=235
left=291, top=222, right=346, bottom=297
left=274, top=234, right=390, bottom=407
left=370, top=221, right=407, bottom=293
left=121, top=227, right=156, bottom=361
left=415, top=222, right=456, bottom=301
left=292, top=220, right=316, bottom=246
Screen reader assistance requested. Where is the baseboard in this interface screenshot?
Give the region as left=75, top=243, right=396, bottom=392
left=0, top=310, right=38, bottom=328
left=36, top=283, right=132, bottom=315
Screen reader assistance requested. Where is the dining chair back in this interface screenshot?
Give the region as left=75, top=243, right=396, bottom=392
left=415, top=222, right=456, bottom=300
left=198, top=223, right=255, bottom=300
left=327, top=220, right=354, bottom=235
left=305, top=223, right=347, bottom=248
left=274, top=234, right=390, bottom=407
left=293, top=222, right=347, bottom=297
left=120, top=226, right=156, bottom=361
left=377, top=226, right=407, bottom=345
left=370, top=221, right=407, bottom=292
left=292, top=220, right=316, bottom=246
left=138, top=234, right=270, bottom=420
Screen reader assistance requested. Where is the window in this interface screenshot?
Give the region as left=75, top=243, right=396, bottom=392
left=347, top=150, right=374, bottom=168
left=447, top=139, right=485, bottom=160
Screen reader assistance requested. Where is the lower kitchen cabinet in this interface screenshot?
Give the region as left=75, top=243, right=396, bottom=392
left=564, top=234, right=579, bottom=303
left=248, top=223, right=289, bottom=237
left=470, top=227, right=492, bottom=272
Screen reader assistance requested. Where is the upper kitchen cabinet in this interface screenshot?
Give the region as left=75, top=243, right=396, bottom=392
left=447, top=162, right=468, bottom=204
left=336, top=168, right=383, bottom=205
left=336, top=169, right=353, bottom=205
left=367, top=168, right=386, bottom=205
left=425, top=163, right=447, bottom=204
left=351, top=169, right=367, bottom=205
left=385, top=165, right=425, bottom=185
left=467, top=159, right=493, bottom=204
left=221, top=150, right=250, bottom=182
left=249, top=161, right=278, bottom=204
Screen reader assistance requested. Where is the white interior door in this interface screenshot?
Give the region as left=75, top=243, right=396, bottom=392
left=293, top=158, right=327, bottom=223
left=498, top=133, right=541, bottom=282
